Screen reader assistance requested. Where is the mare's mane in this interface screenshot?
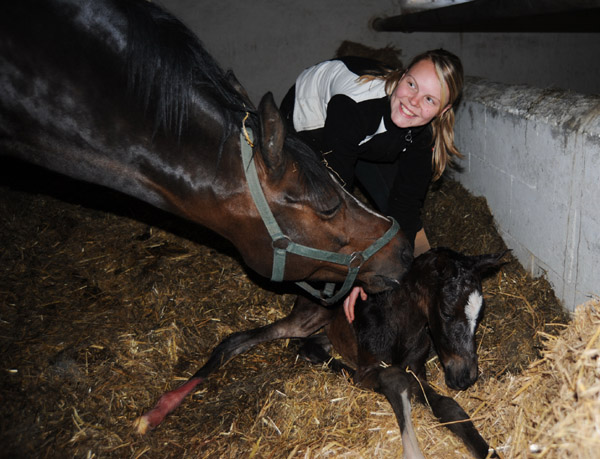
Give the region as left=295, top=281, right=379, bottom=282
left=123, top=0, right=253, bottom=137
left=123, top=0, right=337, bottom=206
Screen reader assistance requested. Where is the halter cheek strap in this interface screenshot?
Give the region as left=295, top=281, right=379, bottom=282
left=240, top=127, right=399, bottom=305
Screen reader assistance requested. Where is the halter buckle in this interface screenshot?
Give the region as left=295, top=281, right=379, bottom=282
left=349, top=252, right=365, bottom=269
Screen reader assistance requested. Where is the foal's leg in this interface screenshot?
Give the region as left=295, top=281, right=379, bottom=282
left=418, top=381, right=496, bottom=459
left=377, top=366, right=425, bottom=459
left=297, top=333, right=355, bottom=374
left=135, top=296, right=332, bottom=434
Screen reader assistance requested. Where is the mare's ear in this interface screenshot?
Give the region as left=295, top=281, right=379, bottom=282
left=258, top=92, right=286, bottom=172
left=473, top=249, right=511, bottom=277
left=225, top=70, right=255, bottom=110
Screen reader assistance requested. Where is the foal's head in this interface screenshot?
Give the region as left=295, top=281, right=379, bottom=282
left=419, top=248, right=507, bottom=390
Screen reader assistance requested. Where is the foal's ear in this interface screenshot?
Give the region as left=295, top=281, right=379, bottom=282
left=435, top=252, right=458, bottom=280
left=258, top=92, right=286, bottom=172
left=472, top=249, right=511, bottom=276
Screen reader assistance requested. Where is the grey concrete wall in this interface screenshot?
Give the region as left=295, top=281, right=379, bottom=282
left=454, top=78, right=600, bottom=311
left=161, top=0, right=600, bottom=105
left=161, top=0, right=402, bottom=104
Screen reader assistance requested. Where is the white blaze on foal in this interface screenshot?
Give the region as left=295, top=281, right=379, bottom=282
left=465, top=291, right=483, bottom=334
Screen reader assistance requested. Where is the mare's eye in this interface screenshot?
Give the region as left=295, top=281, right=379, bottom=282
left=319, top=202, right=342, bottom=219
left=283, top=194, right=341, bottom=219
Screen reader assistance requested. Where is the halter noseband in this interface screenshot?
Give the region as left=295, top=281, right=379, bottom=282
left=240, top=126, right=400, bottom=305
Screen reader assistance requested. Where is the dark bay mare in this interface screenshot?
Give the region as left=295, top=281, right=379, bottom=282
left=146, top=247, right=506, bottom=457
left=0, top=0, right=412, bottom=298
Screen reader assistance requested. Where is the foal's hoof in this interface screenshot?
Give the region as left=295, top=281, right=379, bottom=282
left=133, top=415, right=152, bottom=435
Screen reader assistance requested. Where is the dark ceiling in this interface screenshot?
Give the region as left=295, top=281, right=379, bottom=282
left=372, top=0, right=600, bottom=32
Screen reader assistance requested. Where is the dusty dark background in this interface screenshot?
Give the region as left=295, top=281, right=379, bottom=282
left=0, top=157, right=568, bottom=458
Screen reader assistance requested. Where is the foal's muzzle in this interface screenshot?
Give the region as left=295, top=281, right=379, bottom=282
left=444, top=357, right=479, bottom=391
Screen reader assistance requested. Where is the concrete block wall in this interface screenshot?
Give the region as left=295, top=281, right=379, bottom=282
left=454, top=78, right=600, bottom=311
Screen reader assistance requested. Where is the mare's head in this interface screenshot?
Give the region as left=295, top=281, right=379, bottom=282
left=123, top=0, right=412, bottom=291
left=418, top=248, right=507, bottom=390
left=234, top=92, right=414, bottom=292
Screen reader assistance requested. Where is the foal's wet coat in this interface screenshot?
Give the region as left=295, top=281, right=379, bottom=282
left=136, top=247, right=506, bottom=459
left=308, top=247, right=507, bottom=457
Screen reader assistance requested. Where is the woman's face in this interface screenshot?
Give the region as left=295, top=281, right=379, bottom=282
left=390, top=59, right=450, bottom=129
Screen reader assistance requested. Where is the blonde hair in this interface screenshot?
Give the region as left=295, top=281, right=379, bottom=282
left=359, top=49, right=464, bottom=180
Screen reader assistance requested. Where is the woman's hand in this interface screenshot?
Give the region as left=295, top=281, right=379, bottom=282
left=343, top=286, right=367, bottom=323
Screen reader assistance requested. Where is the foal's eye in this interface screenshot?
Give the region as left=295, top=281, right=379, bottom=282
left=441, top=310, right=454, bottom=321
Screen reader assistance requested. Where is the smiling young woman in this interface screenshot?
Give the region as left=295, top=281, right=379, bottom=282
left=390, top=59, right=450, bottom=129
left=280, top=49, right=464, bottom=256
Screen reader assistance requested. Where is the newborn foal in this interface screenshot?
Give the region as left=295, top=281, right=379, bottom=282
left=136, top=248, right=505, bottom=458
left=300, top=247, right=506, bottom=458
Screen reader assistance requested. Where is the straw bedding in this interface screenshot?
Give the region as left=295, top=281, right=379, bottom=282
left=474, top=299, right=600, bottom=458
left=1, top=156, right=586, bottom=458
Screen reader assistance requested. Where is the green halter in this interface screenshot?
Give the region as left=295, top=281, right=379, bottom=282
left=240, top=128, right=399, bottom=305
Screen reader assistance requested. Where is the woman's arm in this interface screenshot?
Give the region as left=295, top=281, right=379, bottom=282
left=414, top=227, right=430, bottom=256
left=343, top=229, right=430, bottom=323
left=386, top=138, right=434, bottom=246
left=322, top=94, right=372, bottom=189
